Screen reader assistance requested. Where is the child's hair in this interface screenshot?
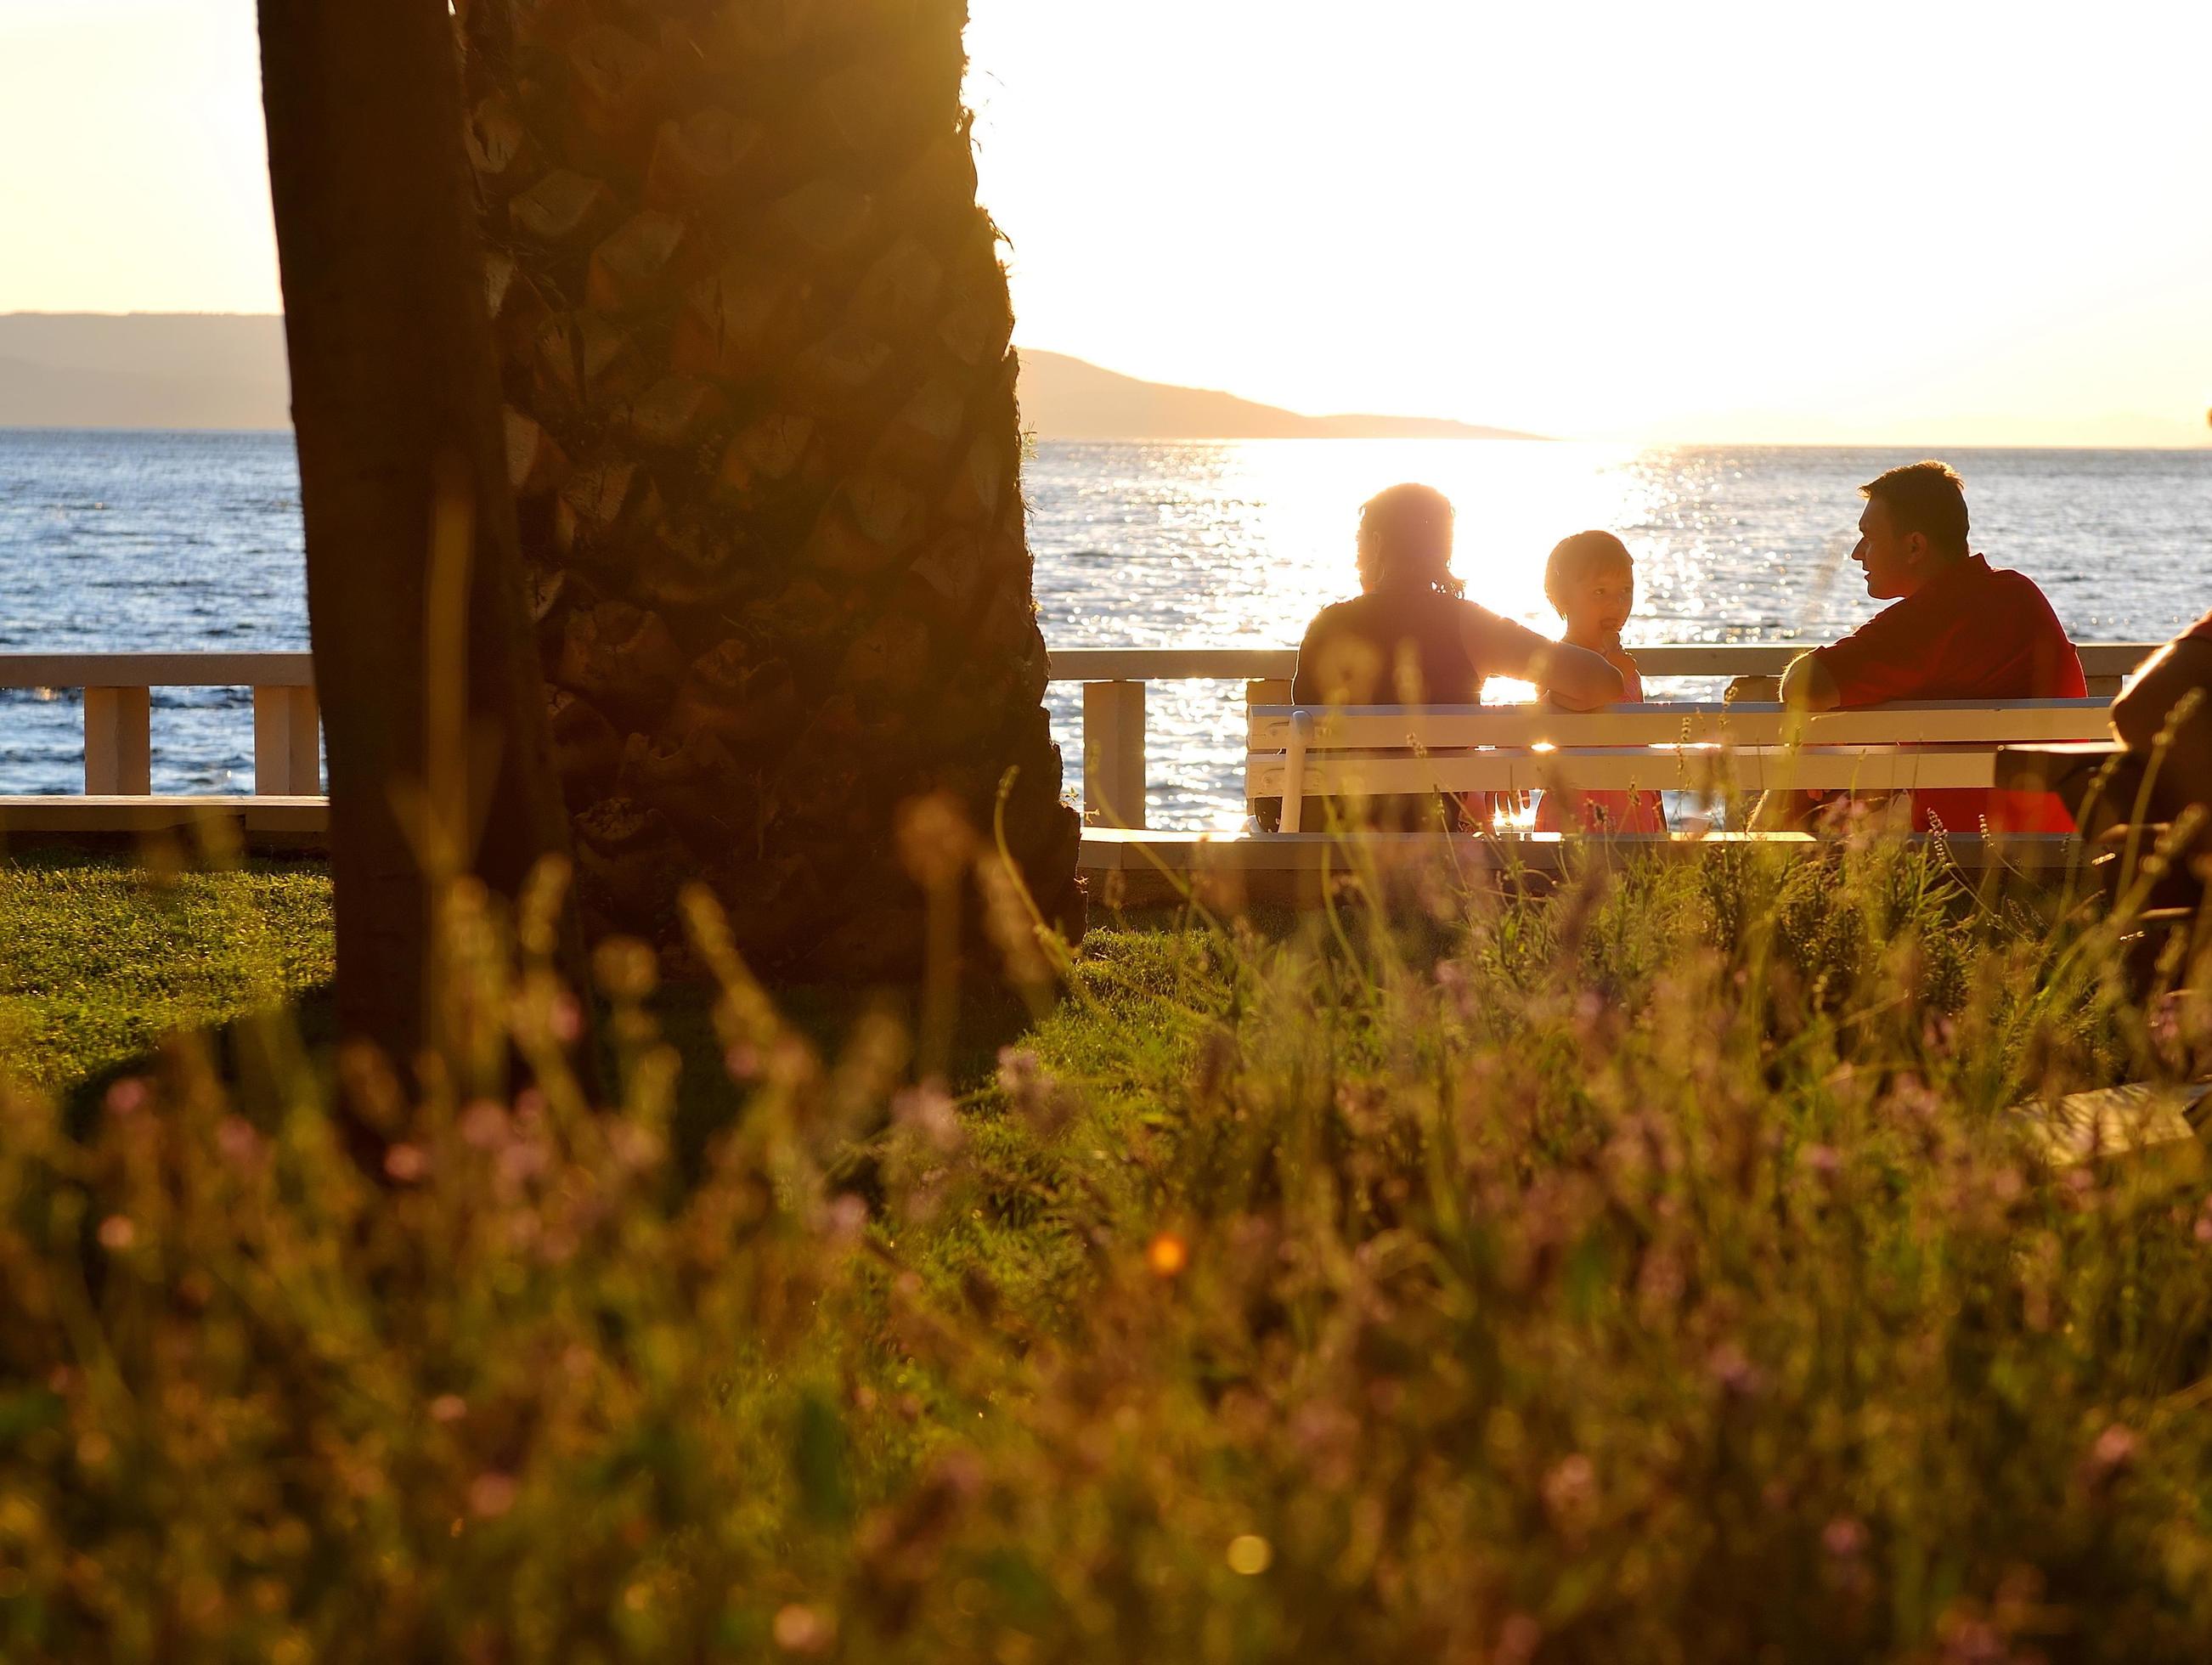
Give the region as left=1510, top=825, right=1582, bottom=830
left=1543, top=530, right=1634, bottom=616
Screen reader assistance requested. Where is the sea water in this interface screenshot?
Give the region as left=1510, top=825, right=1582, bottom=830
left=3, top=429, right=2209, bottom=826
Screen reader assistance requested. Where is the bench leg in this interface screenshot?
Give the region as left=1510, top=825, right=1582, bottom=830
left=1280, top=711, right=1311, bottom=833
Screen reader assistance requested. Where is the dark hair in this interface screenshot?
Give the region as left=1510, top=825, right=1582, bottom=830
left=1860, top=460, right=1970, bottom=558
left=1356, top=483, right=1462, bottom=598
left=1543, top=529, right=1634, bottom=615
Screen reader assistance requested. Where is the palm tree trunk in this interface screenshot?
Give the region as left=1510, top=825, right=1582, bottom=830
left=463, top=0, right=1084, bottom=980
left=258, top=0, right=578, bottom=1067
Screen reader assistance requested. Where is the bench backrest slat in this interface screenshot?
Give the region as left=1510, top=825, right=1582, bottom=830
left=1248, top=698, right=2113, bottom=751
left=1247, top=699, right=2118, bottom=821
left=1250, top=745, right=2026, bottom=799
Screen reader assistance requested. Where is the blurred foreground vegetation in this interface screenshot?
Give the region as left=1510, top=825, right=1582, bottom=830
left=3, top=841, right=2212, bottom=1661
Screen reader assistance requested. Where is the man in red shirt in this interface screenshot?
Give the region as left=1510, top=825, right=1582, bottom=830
left=1764, top=460, right=2085, bottom=833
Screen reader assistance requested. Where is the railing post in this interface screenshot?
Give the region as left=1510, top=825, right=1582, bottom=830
left=253, top=685, right=322, bottom=794
left=82, top=687, right=152, bottom=795
left=1082, top=680, right=1147, bottom=828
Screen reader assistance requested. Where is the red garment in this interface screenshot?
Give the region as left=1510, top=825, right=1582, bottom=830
left=1533, top=654, right=1666, bottom=833
left=1809, top=555, right=2085, bottom=833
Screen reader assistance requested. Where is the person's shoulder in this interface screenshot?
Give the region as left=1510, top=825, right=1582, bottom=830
left=1301, top=595, right=1366, bottom=637
left=1978, top=558, right=2045, bottom=590
left=1312, top=589, right=1469, bottom=636
left=1312, top=593, right=1389, bottom=624
left=1980, top=561, right=2068, bottom=621
left=1458, top=595, right=1507, bottom=625
left=1450, top=594, right=1519, bottom=641
left=1988, top=563, right=2055, bottom=599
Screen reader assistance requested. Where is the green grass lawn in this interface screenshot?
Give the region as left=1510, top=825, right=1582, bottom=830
left=0, top=852, right=1033, bottom=1165
left=0, top=853, right=335, bottom=1095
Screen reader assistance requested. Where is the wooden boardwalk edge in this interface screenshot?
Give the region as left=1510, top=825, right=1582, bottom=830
left=0, top=799, right=2116, bottom=897
left=0, top=795, right=330, bottom=854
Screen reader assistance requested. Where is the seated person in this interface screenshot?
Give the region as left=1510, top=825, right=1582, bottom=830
left=1750, top=460, right=2084, bottom=834
left=2062, top=615, right=2212, bottom=999
left=1284, top=483, right=1622, bottom=830
left=1532, top=530, right=1666, bottom=834
left=2110, top=611, right=2212, bottom=827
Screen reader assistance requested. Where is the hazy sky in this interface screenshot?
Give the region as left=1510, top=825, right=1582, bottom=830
left=3, top=0, right=2206, bottom=444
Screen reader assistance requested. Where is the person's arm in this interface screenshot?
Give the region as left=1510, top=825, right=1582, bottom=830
left=2112, top=637, right=2212, bottom=827
left=2113, top=637, right=2212, bottom=753
left=1778, top=649, right=1842, bottom=713
left=1463, top=606, right=1625, bottom=708
left=1532, top=639, right=1630, bottom=709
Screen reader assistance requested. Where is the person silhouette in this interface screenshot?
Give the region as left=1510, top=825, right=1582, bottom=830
left=1284, top=483, right=1622, bottom=830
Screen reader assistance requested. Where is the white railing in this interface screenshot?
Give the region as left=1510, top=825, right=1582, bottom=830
left=0, top=643, right=2158, bottom=828
left=0, top=652, right=320, bottom=796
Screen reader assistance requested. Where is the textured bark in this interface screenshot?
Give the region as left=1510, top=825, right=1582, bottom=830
left=462, top=0, right=1083, bottom=979
left=259, top=0, right=579, bottom=1060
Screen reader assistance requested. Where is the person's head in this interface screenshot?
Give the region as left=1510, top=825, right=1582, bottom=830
left=1356, top=483, right=1462, bottom=598
left=1543, top=530, right=1635, bottom=641
left=1854, top=460, right=1971, bottom=600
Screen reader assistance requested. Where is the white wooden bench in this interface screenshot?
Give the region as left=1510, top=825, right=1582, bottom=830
left=1247, top=699, right=2119, bottom=832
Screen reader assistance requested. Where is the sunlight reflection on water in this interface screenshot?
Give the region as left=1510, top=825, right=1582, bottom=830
left=1028, top=440, right=2212, bottom=829
left=2, top=433, right=2209, bottom=824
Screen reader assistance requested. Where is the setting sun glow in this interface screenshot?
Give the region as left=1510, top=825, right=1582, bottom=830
left=965, top=0, right=2210, bottom=445
left=1, top=0, right=2207, bottom=444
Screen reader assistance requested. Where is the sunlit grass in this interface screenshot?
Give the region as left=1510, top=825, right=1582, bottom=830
left=0, top=854, right=332, bottom=1094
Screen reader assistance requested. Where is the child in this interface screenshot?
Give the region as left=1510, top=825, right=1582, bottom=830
left=1532, top=531, right=1667, bottom=834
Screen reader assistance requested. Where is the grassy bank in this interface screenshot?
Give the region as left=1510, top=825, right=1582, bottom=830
left=3, top=842, right=2210, bottom=1660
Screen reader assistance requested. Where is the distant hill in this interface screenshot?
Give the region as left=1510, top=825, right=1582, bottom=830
left=1016, top=348, right=1543, bottom=441
left=0, top=313, right=291, bottom=431
left=0, top=314, right=1542, bottom=441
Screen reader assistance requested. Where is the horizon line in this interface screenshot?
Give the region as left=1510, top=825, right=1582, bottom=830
left=1, top=423, right=2204, bottom=454
left=3, top=312, right=2204, bottom=449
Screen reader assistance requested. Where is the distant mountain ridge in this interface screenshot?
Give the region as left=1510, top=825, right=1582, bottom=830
left=1013, top=349, right=1543, bottom=440
left=0, top=313, right=1540, bottom=441
left=0, top=314, right=291, bottom=432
